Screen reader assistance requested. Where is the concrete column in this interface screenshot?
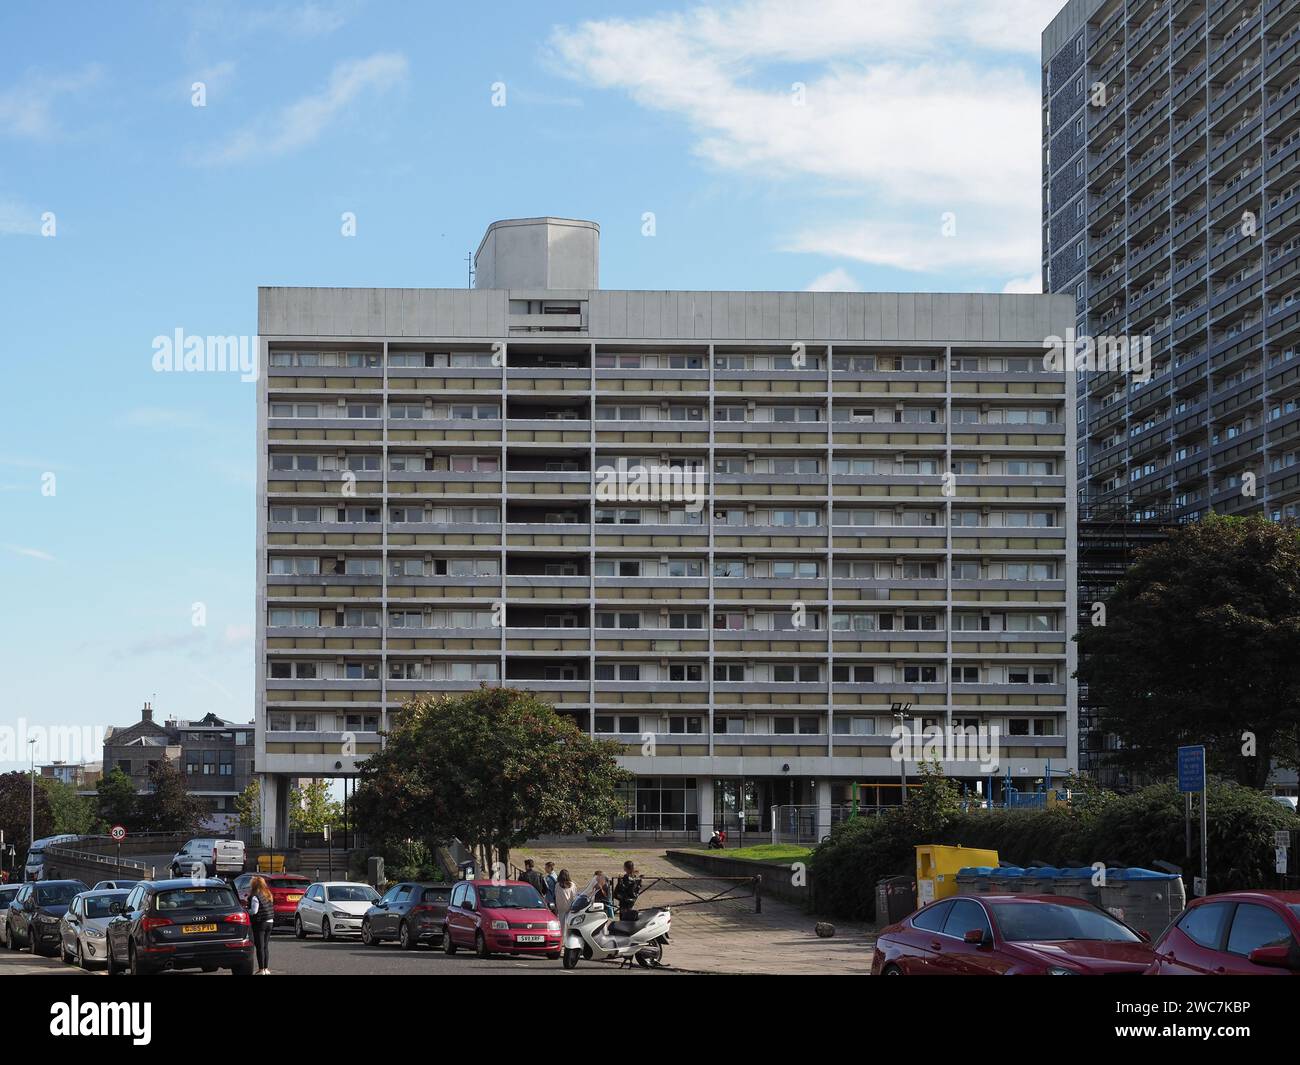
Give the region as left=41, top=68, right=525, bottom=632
left=697, top=776, right=714, bottom=843
left=259, top=773, right=290, bottom=849
left=815, top=779, right=833, bottom=843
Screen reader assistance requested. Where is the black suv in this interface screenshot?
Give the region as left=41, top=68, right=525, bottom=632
left=105, top=879, right=255, bottom=975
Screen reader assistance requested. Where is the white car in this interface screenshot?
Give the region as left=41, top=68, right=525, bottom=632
left=58, top=889, right=129, bottom=970
left=295, top=881, right=381, bottom=940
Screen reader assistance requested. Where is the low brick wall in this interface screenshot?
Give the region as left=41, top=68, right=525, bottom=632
left=666, top=850, right=810, bottom=908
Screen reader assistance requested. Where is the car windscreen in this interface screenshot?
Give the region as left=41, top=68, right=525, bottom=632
left=0, top=887, right=20, bottom=901
left=989, top=902, right=1141, bottom=943
left=84, top=893, right=128, bottom=918
left=327, top=885, right=380, bottom=903
left=155, top=887, right=239, bottom=913
left=35, top=884, right=84, bottom=906
left=476, top=885, right=544, bottom=909
left=420, top=887, right=450, bottom=903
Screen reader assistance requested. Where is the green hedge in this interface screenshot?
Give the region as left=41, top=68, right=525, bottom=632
left=808, top=779, right=1299, bottom=922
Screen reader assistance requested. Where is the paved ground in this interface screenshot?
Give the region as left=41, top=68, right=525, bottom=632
left=0, top=935, right=666, bottom=977
left=516, top=842, right=876, bottom=975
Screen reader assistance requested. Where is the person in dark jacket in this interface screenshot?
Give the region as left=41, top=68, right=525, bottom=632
left=613, top=860, right=642, bottom=920
left=519, top=859, right=547, bottom=897
left=246, top=875, right=275, bottom=975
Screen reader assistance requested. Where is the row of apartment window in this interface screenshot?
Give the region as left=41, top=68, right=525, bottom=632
left=267, top=505, right=1061, bottom=527
left=267, top=608, right=1062, bottom=637
left=268, top=555, right=1059, bottom=581
left=262, top=709, right=1060, bottom=737
left=267, top=401, right=1060, bottom=425
left=270, top=452, right=1059, bottom=477
left=268, top=350, right=1048, bottom=373
left=266, top=660, right=1057, bottom=684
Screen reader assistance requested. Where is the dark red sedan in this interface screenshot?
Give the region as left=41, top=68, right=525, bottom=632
left=872, top=894, right=1155, bottom=975
left=1146, top=890, right=1300, bottom=975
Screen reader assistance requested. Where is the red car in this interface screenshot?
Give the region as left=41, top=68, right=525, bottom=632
left=443, top=879, right=561, bottom=959
left=1146, top=890, right=1300, bottom=975
left=872, top=894, right=1155, bottom=975
left=233, top=873, right=311, bottom=929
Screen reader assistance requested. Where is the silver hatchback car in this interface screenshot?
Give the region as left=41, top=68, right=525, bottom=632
left=58, top=889, right=129, bottom=969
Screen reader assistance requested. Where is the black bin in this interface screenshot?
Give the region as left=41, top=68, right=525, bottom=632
left=876, top=875, right=917, bottom=927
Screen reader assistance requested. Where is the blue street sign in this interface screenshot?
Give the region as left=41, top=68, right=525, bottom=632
left=1178, top=745, right=1206, bottom=793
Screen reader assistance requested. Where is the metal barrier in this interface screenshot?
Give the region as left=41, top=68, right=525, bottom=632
left=637, top=875, right=763, bottom=914
left=768, top=804, right=862, bottom=844
left=43, top=844, right=155, bottom=882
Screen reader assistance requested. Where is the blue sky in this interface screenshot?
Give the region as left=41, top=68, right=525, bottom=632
left=0, top=0, right=1061, bottom=767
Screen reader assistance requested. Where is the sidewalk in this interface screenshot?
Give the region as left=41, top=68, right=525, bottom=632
left=517, top=842, right=875, bottom=975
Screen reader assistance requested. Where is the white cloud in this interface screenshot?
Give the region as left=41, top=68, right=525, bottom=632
left=0, top=199, right=40, bottom=237
left=202, top=52, right=408, bottom=164
left=550, top=1, right=1058, bottom=279
left=0, top=65, right=104, bottom=139
left=805, top=267, right=862, bottom=292
left=1002, top=273, right=1043, bottom=294
left=786, top=218, right=1040, bottom=276
left=2, top=544, right=55, bottom=562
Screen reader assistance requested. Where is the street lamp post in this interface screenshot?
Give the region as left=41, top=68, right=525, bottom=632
left=29, top=738, right=38, bottom=862
left=891, top=702, right=914, bottom=805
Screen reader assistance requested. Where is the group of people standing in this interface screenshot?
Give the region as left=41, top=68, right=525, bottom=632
left=518, top=858, right=643, bottom=927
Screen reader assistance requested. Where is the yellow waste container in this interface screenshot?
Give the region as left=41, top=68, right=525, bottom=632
left=257, top=853, right=286, bottom=873
left=916, top=845, right=999, bottom=905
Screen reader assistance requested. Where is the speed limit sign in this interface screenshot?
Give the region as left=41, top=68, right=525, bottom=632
left=110, top=825, right=127, bottom=842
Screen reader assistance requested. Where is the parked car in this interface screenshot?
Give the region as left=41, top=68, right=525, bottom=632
left=233, top=872, right=311, bottom=929
left=0, top=885, right=22, bottom=946
left=361, top=882, right=453, bottom=949
left=443, top=879, right=561, bottom=959
left=168, top=838, right=246, bottom=879
left=1146, top=890, right=1300, bottom=975
left=22, top=835, right=79, bottom=882
left=295, top=881, right=381, bottom=939
left=104, top=878, right=254, bottom=975
left=5, top=880, right=89, bottom=956
left=59, top=889, right=129, bottom=969
left=871, top=894, right=1156, bottom=975
left=93, top=880, right=136, bottom=890
left=1271, top=796, right=1299, bottom=812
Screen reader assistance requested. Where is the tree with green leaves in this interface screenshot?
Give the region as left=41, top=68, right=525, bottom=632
left=289, top=779, right=340, bottom=835
left=95, top=767, right=139, bottom=830
left=39, top=777, right=97, bottom=835
left=353, top=687, right=628, bottom=873
left=0, top=771, right=53, bottom=872
left=234, top=780, right=261, bottom=837
left=139, top=760, right=211, bottom=834
left=1077, top=514, right=1300, bottom=787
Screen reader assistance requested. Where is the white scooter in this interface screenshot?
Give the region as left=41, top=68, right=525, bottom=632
left=561, top=879, right=671, bottom=970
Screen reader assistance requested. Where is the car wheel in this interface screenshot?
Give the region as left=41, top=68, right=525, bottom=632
left=882, top=963, right=904, bottom=976
left=170, top=865, right=180, bottom=878
left=443, top=926, right=457, bottom=955
left=399, top=920, right=416, bottom=950
left=295, top=916, right=307, bottom=939
left=475, top=931, right=491, bottom=959
left=128, top=943, right=151, bottom=976
left=562, top=947, right=581, bottom=969
left=106, top=943, right=120, bottom=975
left=361, top=918, right=378, bottom=946
left=77, top=941, right=91, bottom=971
left=323, top=917, right=336, bottom=942
left=61, top=940, right=74, bottom=964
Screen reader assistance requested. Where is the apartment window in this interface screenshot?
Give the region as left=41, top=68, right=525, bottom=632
left=773, top=665, right=820, bottom=683
left=903, top=666, right=939, bottom=683
left=668, top=612, right=704, bottom=630
left=773, top=716, right=820, bottom=735
left=668, top=664, right=703, bottom=682
left=951, top=666, right=980, bottom=683
left=714, top=716, right=746, bottom=734
left=713, top=664, right=746, bottom=682
left=666, top=560, right=704, bottom=578
left=667, top=716, right=704, bottom=734
left=832, top=665, right=875, bottom=683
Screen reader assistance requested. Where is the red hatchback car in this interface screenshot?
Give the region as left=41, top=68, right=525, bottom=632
left=233, top=873, right=311, bottom=929
left=443, top=879, right=561, bottom=959
left=1146, top=891, right=1300, bottom=975
left=872, top=894, right=1156, bottom=975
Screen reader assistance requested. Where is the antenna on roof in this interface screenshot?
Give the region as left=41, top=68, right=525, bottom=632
left=466, top=252, right=475, bottom=290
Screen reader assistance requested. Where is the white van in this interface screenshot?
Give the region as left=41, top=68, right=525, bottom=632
left=168, top=838, right=247, bottom=878
left=23, top=835, right=80, bottom=882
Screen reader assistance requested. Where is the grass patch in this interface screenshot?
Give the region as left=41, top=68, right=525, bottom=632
left=712, top=844, right=812, bottom=863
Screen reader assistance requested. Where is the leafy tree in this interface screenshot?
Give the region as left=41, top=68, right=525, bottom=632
left=234, top=780, right=261, bottom=836
left=289, top=779, right=340, bottom=834
left=39, top=778, right=97, bottom=835
left=139, top=760, right=210, bottom=834
left=95, top=767, right=139, bottom=830
left=354, top=687, right=628, bottom=872
left=1077, top=514, right=1300, bottom=786
left=0, top=771, right=54, bottom=871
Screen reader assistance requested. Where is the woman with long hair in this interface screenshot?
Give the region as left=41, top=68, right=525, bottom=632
left=246, top=875, right=275, bottom=975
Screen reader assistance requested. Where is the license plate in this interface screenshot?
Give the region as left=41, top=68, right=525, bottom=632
left=287, top=895, right=302, bottom=902
left=183, top=924, right=218, bottom=934
left=517, top=934, right=544, bottom=943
